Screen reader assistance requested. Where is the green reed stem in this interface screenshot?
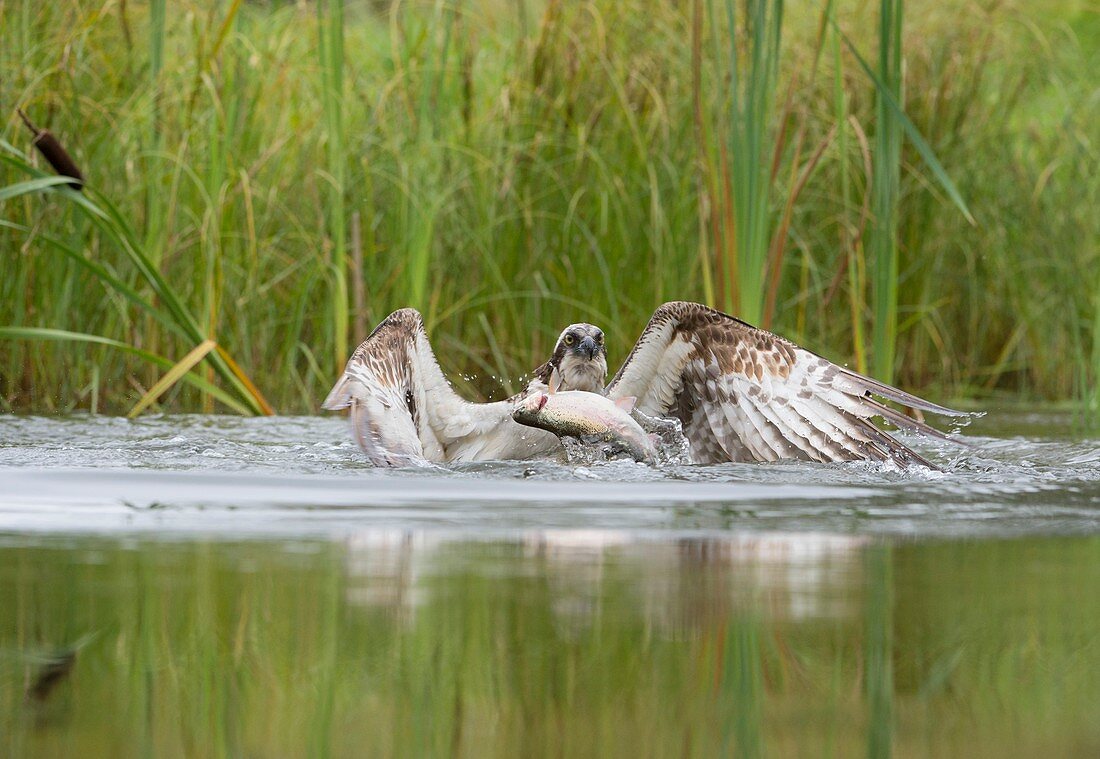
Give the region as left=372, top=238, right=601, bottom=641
left=869, top=0, right=903, bottom=384
left=712, top=0, right=784, bottom=324
left=318, top=0, right=349, bottom=373
left=145, top=0, right=167, bottom=264
left=833, top=6, right=868, bottom=376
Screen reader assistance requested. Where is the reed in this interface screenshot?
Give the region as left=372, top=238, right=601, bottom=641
left=869, top=0, right=902, bottom=385
left=691, top=0, right=783, bottom=325
left=0, top=0, right=1095, bottom=414
left=144, top=0, right=166, bottom=264
left=318, top=0, right=350, bottom=374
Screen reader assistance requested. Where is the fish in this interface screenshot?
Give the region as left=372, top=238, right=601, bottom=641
left=512, top=390, right=658, bottom=464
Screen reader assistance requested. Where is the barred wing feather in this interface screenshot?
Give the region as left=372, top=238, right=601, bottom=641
left=606, top=302, right=967, bottom=467
left=322, top=308, right=554, bottom=465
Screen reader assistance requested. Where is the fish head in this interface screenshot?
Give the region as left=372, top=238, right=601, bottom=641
left=513, top=391, right=550, bottom=424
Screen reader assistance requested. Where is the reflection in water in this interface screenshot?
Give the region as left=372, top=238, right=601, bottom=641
left=341, top=531, right=867, bottom=634
left=344, top=531, right=442, bottom=621
left=3, top=533, right=1098, bottom=757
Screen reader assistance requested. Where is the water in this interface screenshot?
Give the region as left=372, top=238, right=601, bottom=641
left=2, top=411, right=1099, bottom=756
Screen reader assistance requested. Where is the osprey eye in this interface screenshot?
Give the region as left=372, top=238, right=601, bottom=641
left=564, top=334, right=575, bottom=346
left=596, top=333, right=604, bottom=344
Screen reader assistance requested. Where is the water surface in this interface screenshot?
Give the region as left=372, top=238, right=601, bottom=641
left=0, top=411, right=1098, bottom=537
left=1, top=411, right=1098, bottom=757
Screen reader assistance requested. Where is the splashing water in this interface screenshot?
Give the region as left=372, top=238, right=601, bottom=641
left=0, top=410, right=1096, bottom=538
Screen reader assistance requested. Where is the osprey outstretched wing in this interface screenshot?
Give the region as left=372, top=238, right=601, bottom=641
left=325, top=302, right=966, bottom=467
left=322, top=308, right=559, bottom=465
left=606, top=301, right=965, bottom=467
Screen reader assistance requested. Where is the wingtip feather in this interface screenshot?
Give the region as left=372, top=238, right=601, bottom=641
left=321, top=376, right=354, bottom=410
left=843, top=370, right=969, bottom=417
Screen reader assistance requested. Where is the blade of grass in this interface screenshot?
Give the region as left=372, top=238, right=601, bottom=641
left=762, top=125, right=835, bottom=328
left=833, top=21, right=976, bottom=226
left=0, top=220, right=187, bottom=340
left=0, top=175, right=77, bottom=201
left=214, top=345, right=276, bottom=416
left=0, top=328, right=249, bottom=414
left=128, top=339, right=218, bottom=417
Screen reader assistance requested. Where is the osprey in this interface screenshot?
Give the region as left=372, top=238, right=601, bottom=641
left=323, top=301, right=965, bottom=467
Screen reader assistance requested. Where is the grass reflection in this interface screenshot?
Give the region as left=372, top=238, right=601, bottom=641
left=1, top=534, right=1097, bottom=757
left=865, top=545, right=893, bottom=759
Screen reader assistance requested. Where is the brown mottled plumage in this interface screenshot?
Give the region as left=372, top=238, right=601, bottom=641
left=606, top=302, right=965, bottom=467
left=324, top=302, right=967, bottom=467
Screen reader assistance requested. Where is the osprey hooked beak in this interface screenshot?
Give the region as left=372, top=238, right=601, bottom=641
left=577, top=335, right=599, bottom=360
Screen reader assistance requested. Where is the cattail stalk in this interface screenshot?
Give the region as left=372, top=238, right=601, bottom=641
left=17, top=109, right=84, bottom=191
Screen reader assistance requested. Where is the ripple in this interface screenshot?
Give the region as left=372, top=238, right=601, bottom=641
left=0, top=411, right=1098, bottom=538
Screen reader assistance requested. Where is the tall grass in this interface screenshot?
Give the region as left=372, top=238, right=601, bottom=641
left=0, top=143, right=273, bottom=416
left=1, top=0, right=1096, bottom=414
left=696, top=0, right=785, bottom=325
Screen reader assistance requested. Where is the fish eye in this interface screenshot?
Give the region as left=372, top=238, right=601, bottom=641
left=564, top=334, right=575, bottom=346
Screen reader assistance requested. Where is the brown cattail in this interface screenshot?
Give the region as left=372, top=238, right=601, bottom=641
left=17, top=108, right=84, bottom=191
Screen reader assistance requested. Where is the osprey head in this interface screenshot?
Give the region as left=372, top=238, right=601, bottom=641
left=549, top=323, right=608, bottom=392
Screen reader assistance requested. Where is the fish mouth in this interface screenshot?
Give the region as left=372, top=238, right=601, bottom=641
left=515, top=392, right=548, bottom=418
